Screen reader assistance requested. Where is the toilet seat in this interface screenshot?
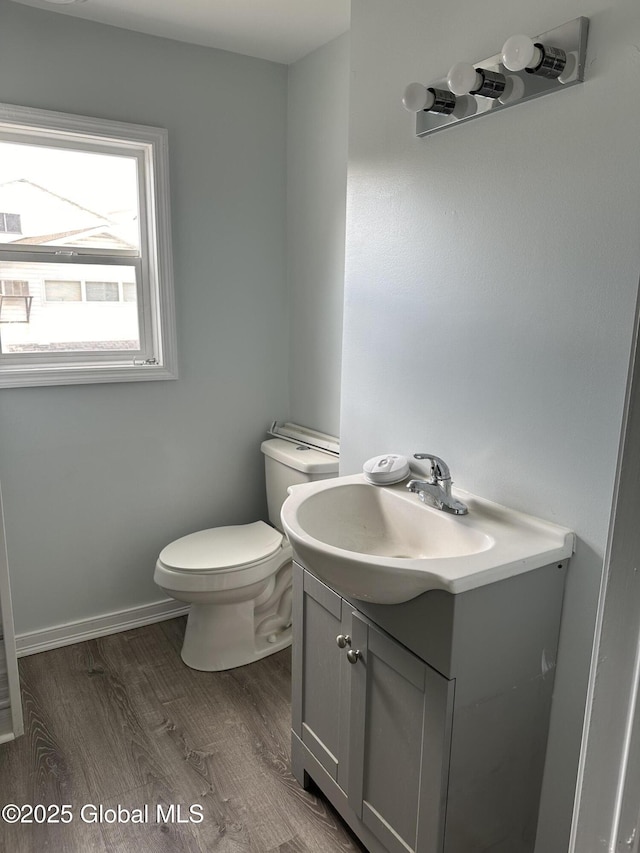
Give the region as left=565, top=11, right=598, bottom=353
left=154, top=521, right=291, bottom=597
left=158, top=521, right=283, bottom=574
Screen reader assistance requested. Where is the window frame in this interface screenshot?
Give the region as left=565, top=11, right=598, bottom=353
left=0, top=102, right=178, bottom=388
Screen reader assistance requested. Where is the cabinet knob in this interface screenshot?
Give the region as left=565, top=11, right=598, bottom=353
left=346, top=649, right=361, bottom=664
left=336, top=634, right=351, bottom=649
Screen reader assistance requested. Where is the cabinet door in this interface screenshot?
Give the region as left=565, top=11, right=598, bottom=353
left=348, top=611, right=454, bottom=853
left=292, top=566, right=352, bottom=791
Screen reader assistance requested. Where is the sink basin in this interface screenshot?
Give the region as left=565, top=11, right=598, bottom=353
left=281, top=474, right=574, bottom=604
left=295, top=481, right=492, bottom=560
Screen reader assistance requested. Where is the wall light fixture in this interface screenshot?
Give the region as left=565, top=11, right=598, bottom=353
left=403, top=17, right=589, bottom=138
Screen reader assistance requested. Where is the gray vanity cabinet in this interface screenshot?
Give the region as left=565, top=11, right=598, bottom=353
left=291, top=557, right=567, bottom=853
left=292, top=564, right=455, bottom=853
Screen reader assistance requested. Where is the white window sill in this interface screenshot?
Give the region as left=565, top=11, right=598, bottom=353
left=0, top=361, right=178, bottom=389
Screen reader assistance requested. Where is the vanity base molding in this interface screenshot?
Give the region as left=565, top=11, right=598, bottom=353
left=292, top=732, right=391, bottom=853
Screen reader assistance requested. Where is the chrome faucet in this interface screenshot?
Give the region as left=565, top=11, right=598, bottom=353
left=406, top=453, right=468, bottom=515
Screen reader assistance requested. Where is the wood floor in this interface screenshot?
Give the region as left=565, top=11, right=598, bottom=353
left=0, top=617, right=366, bottom=853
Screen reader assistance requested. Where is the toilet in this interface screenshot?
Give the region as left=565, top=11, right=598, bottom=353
left=154, top=431, right=338, bottom=671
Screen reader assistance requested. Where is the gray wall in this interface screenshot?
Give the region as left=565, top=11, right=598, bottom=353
left=343, top=1, right=640, bottom=850
left=286, top=33, right=349, bottom=437
left=0, top=0, right=289, bottom=636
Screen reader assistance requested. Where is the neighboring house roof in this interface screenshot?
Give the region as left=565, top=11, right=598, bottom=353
left=0, top=179, right=111, bottom=222
left=11, top=227, right=136, bottom=251
left=0, top=179, right=137, bottom=251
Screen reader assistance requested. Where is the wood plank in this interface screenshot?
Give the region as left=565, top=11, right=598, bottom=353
left=0, top=665, right=108, bottom=853
left=127, top=623, right=296, bottom=850
left=0, top=618, right=365, bottom=853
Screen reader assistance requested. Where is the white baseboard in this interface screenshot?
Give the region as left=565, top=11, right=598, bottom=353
left=15, top=599, right=190, bottom=658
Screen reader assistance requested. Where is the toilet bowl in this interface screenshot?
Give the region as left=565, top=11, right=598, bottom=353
left=154, top=428, right=338, bottom=671
left=155, top=521, right=294, bottom=671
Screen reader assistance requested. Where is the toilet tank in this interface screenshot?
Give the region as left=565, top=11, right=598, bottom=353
left=261, top=438, right=338, bottom=532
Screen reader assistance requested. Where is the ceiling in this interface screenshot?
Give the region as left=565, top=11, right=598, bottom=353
left=10, top=0, right=350, bottom=64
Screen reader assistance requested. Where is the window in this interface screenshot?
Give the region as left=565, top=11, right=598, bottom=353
left=43, top=278, right=127, bottom=303
left=1, top=280, right=29, bottom=296
left=44, top=280, right=82, bottom=302
left=123, top=283, right=137, bottom=303
left=0, top=280, right=32, bottom=324
left=85, top=282, right=119, bottom=302
left=0, top=103, right=177, bottom=387
left=0, top=213, right=21, bottom=234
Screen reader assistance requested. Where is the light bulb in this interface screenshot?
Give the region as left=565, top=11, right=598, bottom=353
left=402, top=83, right=435, bottom=113
left=402, top=84, right=456, bottom=116
left=502, top=34, right=566, bottom=79
left=498, top=75, right=526, bottom=105
left=502, top=35, right=543, bottom=72
left=447, top=62, right=483, bottom=96
left=451, top=95, right=478, bottom=120
left=447, top=62, right=505, bottom=99
left=558, top=51, right=579, bottom=84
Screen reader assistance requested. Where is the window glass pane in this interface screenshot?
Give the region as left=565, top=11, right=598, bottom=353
left=0, top=142, right=140, bottom=251
left=45, top=280, right=81, bottom=302
left=5, top=213, right=21, bottom=233
left=1, top=280, right=29, bottom=296
left=85, top=281, right=119, bottom=302
left=1, top=262, right=139, bottom=354
left=0, top=213, right=21, bottom=234
left=122, top=282, right=137, bottom=303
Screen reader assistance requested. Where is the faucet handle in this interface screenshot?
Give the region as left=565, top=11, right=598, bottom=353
left=413, top=453, right=451, bottom=482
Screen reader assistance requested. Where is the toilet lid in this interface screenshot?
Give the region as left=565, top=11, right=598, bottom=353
left=158, top=521, right=283, bottom=573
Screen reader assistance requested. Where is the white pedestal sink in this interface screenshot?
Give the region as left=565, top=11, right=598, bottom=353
left=281, top=473, right=574, bottom=604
